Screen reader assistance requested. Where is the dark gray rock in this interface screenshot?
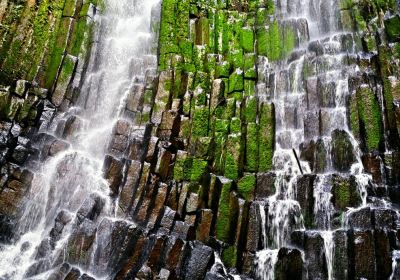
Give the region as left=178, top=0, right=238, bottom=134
left=180, top=242, right=213, bottom=280
left=76, top=193, right=105, bottom=224
left=351, top=230, right=376, bottom=280
left=333, top=230, right=349, bottom=280
left=246, top=202, right=262, bottom=252
left=347, top=207, right=373, bottom=230
left=296, top=174, right=315, bottom=228
left=256, top=172, right=276, bottom=199
left=275, top=248, right=303, bottom=280
left=66, top=218, right=97, bottom=265
left=331, top=129, right=356, bottom=172
left=303, top=231, right=328, bottom=280
left=374, top=229, right=392, bottom=279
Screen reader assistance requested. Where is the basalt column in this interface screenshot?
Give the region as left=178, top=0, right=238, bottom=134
left=0, top=0, right=400, bottom=279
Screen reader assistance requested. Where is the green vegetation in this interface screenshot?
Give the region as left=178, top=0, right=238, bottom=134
left=257, top=20, right=296, bottom=61
left=259, top=103, right=275, bottom=171
left=215, top=179, right=233, bottom=242
left=237, top=174, right=256, bottom=200
left=222, top=246, right=238, bottom=268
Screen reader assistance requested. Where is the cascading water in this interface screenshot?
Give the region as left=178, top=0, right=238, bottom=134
left=255, top=0, right=376, bottom=279
left=0, top=0, right=160, bottom=279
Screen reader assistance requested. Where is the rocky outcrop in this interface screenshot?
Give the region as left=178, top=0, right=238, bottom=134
left=0, top=0, right=99, bottom=241
left=1, top=0, right=400, bottom=279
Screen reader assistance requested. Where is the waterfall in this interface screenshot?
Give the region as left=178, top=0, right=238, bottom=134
left=0, top=0, right=160, bottom=279
left=255, top=0, right=376, bottom=278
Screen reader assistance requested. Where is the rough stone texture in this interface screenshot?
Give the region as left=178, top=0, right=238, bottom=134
left=1, top=0, right=400, bottom=279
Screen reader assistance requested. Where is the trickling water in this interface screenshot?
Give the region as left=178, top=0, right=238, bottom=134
left=255, top=0, right=376, bottom=278
left=256, top=249, right=279, bottom=280
left=259, top=203, right=268, bottom=248
left=0, top=0, right=160, bottom=279
left=313, top=175, right=334, bottom=230
left=390, top=250, right=400, bottom=280
left=321, top=231, right=334, bottom=280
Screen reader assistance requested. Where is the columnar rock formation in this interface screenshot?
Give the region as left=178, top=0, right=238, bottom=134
left=0, top=0, right=399, bottom=279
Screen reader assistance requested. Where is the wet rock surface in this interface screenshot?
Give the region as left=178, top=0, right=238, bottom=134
left=0, top=0, right=400, bottom=279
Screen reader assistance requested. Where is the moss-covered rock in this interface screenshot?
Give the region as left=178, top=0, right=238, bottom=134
left=224, top=134, right=243, bottom=180
left=331, top=130, right=356, bottom=172
left=258, top=102, right=275, bottom=172
left=222, top=245, right=238, bottom=268
left=331, top=175, right=362, bottom=211
left=237, top=173, right=256, bottom=200
left=352, top=85, right=383, bottom=152
left=215, top=177, right=237, bottom=243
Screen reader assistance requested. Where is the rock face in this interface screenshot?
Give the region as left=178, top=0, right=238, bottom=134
left=0, top=0, right=400, bottom=279
left=0, top=0, right=98, bottom=240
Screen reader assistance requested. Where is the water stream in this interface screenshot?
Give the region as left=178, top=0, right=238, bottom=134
left=0, top=0, right=160, bottom=279
left=255, top=0, right=373, bottom=278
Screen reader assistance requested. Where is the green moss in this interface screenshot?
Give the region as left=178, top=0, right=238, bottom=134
left=281, top=26, right=296, bottom=58
left=213, top=134, right=227, bottom=173
left=222, top=246, right=238, bottom=268
left=385, top=15, right=400, bottom=42
left=352, top=6, right=367, bottom=31
left=224, top=99, right=236, bottom=119
left=349, top=94, right=360, bottom=140
left=214, top=119, right=230, bottom=135
left=244, top=96, right=257, bottom=123
left=44, top=16, right=73, bottom=89
left=194, top=71, right=210, bottom=92
left=192, top=106, right=210, bottom=137
left=190, top=159, right=208, bottom=182
left=228, top=69, right=244, bottom=93
left=355, top=86, right=383, bottom=151
left=16, top=94, right=35, bottom=122
left=259, top=20, right=280, bottom=60
left=215, top=179, right=233, bottom=242
left=176, top=0, right=190, bottom=40
left=0, top=90, right=11, bottom=119
left=224, top=134, right=242, bottom=180
left=255, top=8, right=267, bottom=26
left=196, top=17, right=210, bottom=45
left=173, top=152, right=193, bottom=181
left=237, top=174, right=256, bottom=200
left=332, top=176, right=361, bottom=211
left=340, top=0, right=354, bottom=10
left=224, top=153, right=239, bottom=180
left=244, top=80, right=256, bottom=97
left=216, top=61, right=231, bottom=78
left=259, top=103, right=275, bottom=171
left=68, top=7, right=95, bottom=59
left=246, top=123, right=259, bottom=172
left=333, top=182, right=351, bottom=210
left=229, top=48, right=244, bottom=69
left=158, top=0, right=179, bottom=70
left=244, top=53, right=257, bottom=79
left=230, top=117, right=241, bottom=134
left=58, top=55, right=76, bottom=84
left=7, top=96, right=24, bottom=120
left=0, top=3, right=27, bottom=78
left=240, top=27, right=254, bottom=53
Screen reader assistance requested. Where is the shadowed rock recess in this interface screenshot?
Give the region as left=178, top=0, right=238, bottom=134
left=1, top=0, right=400, bottom=279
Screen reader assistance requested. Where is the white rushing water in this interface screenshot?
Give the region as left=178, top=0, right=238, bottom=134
left=0, top=0, right=160, bottom=279
left=255, top=0, right=374, bottom=279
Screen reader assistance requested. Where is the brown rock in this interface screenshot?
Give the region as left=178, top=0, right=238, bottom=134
left=352, top=230, right=376, bottom=280
left=103, top=155, right=123, bottom=196
left=196, top=209, right=213, bottom=243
